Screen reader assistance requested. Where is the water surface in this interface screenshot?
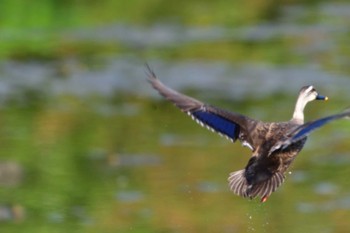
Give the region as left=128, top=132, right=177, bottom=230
left=1, top=1, right=350, bottom=233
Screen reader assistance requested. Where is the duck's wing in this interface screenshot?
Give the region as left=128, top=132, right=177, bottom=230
left=271, top=109, right=350, bottom=152
left=146, top=65, right=258, bottom=150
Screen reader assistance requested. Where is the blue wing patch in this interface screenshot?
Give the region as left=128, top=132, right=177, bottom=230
left=191, top=110, right=239, bottom=141
left=272, top=111, right=350, bottom=152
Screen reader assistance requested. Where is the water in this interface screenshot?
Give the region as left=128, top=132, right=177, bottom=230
left=1, top=1, right=350, bottom=233
left=1, top=58, right=350, bottom=103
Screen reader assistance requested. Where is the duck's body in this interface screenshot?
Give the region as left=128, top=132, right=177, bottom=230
left=228, top=120, right=307, bottom=200
left=146, top=65, right=350, bottom=202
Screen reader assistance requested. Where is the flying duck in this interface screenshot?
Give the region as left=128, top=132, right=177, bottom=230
left=146, top=65, right=350, bottom=202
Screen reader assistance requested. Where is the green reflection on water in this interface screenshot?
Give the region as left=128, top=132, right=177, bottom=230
left=1, top=0, right=350, bottom=232
left=0, top=92, right=349, bottom=233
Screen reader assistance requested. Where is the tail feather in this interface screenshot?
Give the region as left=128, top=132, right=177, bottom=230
left=228, top=170, right=247, bottom=197
left=228, top=169, right=285, bottom=200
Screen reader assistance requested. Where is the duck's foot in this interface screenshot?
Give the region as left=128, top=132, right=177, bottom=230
left=260, top=195, right=269, bottom=203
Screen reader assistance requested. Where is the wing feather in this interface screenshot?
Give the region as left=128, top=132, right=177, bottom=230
left=270, top=109, right=350, bottom=153
left=146, top=64, right=257, bottom=146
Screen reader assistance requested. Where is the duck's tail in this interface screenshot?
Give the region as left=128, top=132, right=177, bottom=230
left=228, top=169, right=285, bottom=202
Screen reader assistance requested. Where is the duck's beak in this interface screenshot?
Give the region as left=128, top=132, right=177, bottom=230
left=316, top=94, right=328, bottom=101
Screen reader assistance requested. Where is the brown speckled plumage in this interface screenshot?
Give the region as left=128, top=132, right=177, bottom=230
left=228, top=121, right=307, bottom=200
left=146, top=65, right=350, bottom=202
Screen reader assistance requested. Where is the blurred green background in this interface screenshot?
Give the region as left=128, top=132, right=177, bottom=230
left=1, top=0, right=350, bottom=232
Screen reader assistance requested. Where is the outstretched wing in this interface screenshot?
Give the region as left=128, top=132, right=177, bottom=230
left=273, top=109, right=350, bottom=151
left=146, top=64, right=257, bottom=149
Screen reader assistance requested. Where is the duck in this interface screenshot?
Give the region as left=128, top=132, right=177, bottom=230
left=146, top=65, right=350, bottom=202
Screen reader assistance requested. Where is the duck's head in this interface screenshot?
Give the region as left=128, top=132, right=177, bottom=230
left=292, top=85, right=328, bottom=123
left=298, top=85, right=328, bottom=103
